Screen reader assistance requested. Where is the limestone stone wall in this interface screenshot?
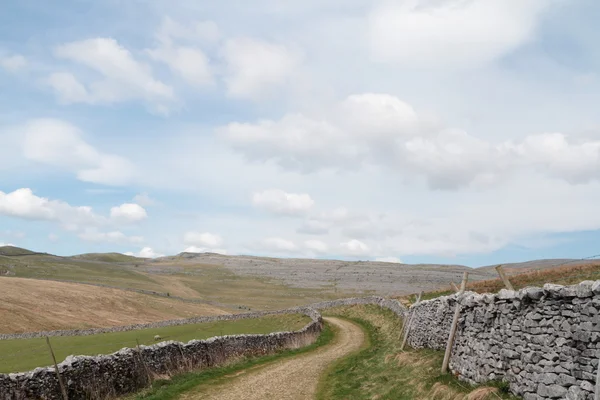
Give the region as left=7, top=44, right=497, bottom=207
left=406, top=281, right=600, bottom=400
left=0, top=308, right=322, bottom=400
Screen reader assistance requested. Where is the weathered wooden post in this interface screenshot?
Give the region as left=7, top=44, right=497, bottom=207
left=495, top=265, right=514, bottom=290
left=441, top=272, right=468, bottom=374
left=46, top=337, right=68, bottom=400
left=136, top=339, right=152, bottom=384
left=400, top=291, right=424, bottom=351
left=595, top=355, right=600, bottom=400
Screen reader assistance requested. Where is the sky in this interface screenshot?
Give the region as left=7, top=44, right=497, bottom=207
left=1, top=0, right=600, bottom=267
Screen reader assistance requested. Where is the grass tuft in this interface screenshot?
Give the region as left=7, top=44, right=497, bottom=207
left=318, top=305, right=519, bottom=400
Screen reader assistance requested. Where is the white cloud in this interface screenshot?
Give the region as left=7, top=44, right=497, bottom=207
left=48, top=233, right=60, bottom=242
left=260, top=237, right=297, bottom=253
left=0, top=188, right=105, bottom=228
left=221, top=92, right=600, bottom=189
left=133, top=193, right=157, bottom=207
left=110, top=203, right=148, bottom=223
left=340, top=239, right=370, bottom=256
left=252, top=189, right=314, bottom=216
left=183, top=232, right=223, bottom=247
left=183, top=246, right=228, bottom=255
left=375, top=256, right=402, bottom=264
left=46, top=72, right=90, bottom=104
left=21, top=118, right=137, bottom=186
left=305, top=239, right=328, bottom=254
left=52, top=38, right=175, bottom=111
left=368, top=0, right=549, bottom=68
left=0, top=54, right=27, bottom=72
left=148, top=46, right=213, bottom=87
left=221, top=37, right=301, bottom=100
left=504, top=133, right=600, bottom=184
left=127, top=247, right=164, bottom=258
left=78, top=229, right=144, bottom=244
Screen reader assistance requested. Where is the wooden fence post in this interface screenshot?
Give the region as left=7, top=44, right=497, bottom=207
left=595, top=354, right=600, bottom=400
left=46, top=337, right=68, bottom=400
left=136, top=339, right=152, bottom=384
left=450, top=282, right=459, bottom=292
left=441, top=272, right=468, bottom=374
left=495, top=265, right=514, bottom=291
left=400, top=291, right=423, bottom=351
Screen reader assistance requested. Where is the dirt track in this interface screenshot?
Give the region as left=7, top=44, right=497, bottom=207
left=183, top=317, right=365, bottom=400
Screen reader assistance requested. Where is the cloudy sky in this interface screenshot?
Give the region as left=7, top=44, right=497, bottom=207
left=1, top=0, right=599, bottom=266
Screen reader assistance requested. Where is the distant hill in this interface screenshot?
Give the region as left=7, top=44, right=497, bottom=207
left=70, top=252, right=147, bottom=263
left=477, top=259, right=600, bottom=275
left=0, top=246, right=39, bottom=257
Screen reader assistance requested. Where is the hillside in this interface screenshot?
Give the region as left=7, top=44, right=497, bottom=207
left=0, top=245, right=39, bottom=256
left=70, top=252, right=147, bottom=263
left=153, top=252, right=494, bottom=294
left=0, top=277, right=228, bottom=333
left=3, top=246, right=595, bottom=309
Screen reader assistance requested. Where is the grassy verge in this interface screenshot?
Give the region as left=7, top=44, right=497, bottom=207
left=128, top=322, right=334, bottom=400
left=0, top=314, right=310, bottom=373
left=407, top=263, right=600, bottom=303
left=318, top=305, right=519, bottom=400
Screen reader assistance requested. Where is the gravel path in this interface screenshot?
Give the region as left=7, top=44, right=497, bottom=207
left=182, top=317, right=365, bottom=400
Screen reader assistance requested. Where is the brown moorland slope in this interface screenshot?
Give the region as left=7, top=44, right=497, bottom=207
left=0, top=277, right=228, bottom=334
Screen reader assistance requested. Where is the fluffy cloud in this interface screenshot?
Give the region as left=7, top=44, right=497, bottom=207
left=375, top=257, right=402, bottom=264
left=110, top=203, right=148, bottom=223
left=51, top=38, right=175, bottom=111
left=340, top=239, right=370, bottom=256
left=78, top=230, right=144, bottom=244
left=0, top=243, right=14, bottom=247
left=183, top=246, right=228, bottom=255
left=368, top=0, right=549, bottom=68
left=133, top=193, right=157, bottom=207
left=221, top=37, right=301, bottom=100
left=252, top=189, right=314, bottom=216
left=21, top=118, right=137, bottom=186
left=46, top=72, right=90, bottom=104
left=0, top=188, right=104, bottom=228
left=504, top=133, right=600, bottom=184
left=183, top=232, right=223, bottom=247
left=127, top=247, right=164, bottom=258
left=148, top=46, right=213, bottom=87
left=0, top=54, right=27, bottom=72
left=221, top=93, right=600, bottom=189
left=0, top=189, right=149, bottom=237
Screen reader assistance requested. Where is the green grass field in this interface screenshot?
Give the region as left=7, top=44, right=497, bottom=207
left=318, top=305, right=518, bottom=400
left=0, top=313, right=310, bottom=374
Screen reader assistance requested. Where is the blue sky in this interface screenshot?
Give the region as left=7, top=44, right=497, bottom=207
left=1, top=0, right=600, bottom=267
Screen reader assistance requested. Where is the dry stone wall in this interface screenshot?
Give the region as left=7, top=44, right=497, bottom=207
left=0, top=308, right=322, bottom=400
left=311, top=296, right=408, bottom=318
left=406, top=281, right=600, bottom=400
